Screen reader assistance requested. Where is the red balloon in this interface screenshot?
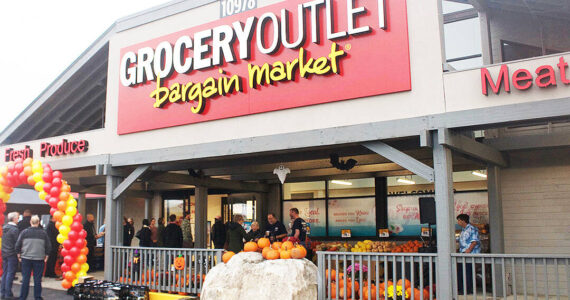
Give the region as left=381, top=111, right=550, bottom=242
left=50, top=186, right=60, bottom=197
left=48, top=197, right=59, bottom=209
left=64, top=255, right=75, bottom=266
left=68, top=230, right=79, bottom=241
left=75, top=239, right=86, bottom=249
left=42, top=183, right=52, bottom=193
left=50, top=208, right=57, bottom=215
left=69, top=247, right=80, bottom=257
left=73, top=213, right=82, bottom=223
left=71, top=222, right=83, bottom=232
left=77, top=254, right=87, bottom=264
left=52, top=178, right=62, bottom=187
left=42, top=172, right=53, bottom=183
left=78, top=229, right=87, bottom=239
left=71, top=263, right=81, bottom=273
left=61, top=248, right=69, bottom=257
left=7, top=163, right=15, bottom=173
left=59, top=192, right=70, bottom=202
left=53, top=170, right=62, bottom=179
left=18, top=172, right=27, bottom=184
left=0, top=216, right=5, bottom=224
left=57, top=201, right=67, bottom=212
left=60, top=263, right=70, bottom=273
left=64, top=271, right=76, bottom=282
left=63, top=239, right=73, bottom=250
left=43, top=164, right=53, bottom=174
left=14, top=163, right=23, bottom=173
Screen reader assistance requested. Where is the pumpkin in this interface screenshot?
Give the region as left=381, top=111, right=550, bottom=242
left=174, top=256, right=185, bottom=270
left=257, top=238, right=270, bottom=249
left=406, top=287, right=427, bottom=300
left=362, top=284, right=385, bottom=300
left=271, top=242, right=283, bottom=250
left=396, top=278, right=411, bottom=289
left=279, top=249, right=292, bottom=259
left=262, top=247, right=271, bottom=259
left=281, top=241, right=294, bottom=251
left=244, top=241, right=258, bottom=252
left=266, top=249, right=280, bottom=260
left=325, top=269, right=337, bottom=282
left=378, top=280, right=393, bottom=290
left=329, top=282, right=337, bottom=298
left=290, top=245, right=307, bottom=259
left=222, top=251, right=235, bottom=263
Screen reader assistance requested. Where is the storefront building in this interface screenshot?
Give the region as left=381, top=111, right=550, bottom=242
left=0, top=0, right=568, bottom=298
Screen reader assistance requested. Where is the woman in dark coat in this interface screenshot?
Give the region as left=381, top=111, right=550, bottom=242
left=136, top=219, right=153, bottom=247
left=225, top=214, right=251, bottom=253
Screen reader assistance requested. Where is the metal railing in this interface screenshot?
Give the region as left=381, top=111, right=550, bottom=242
left=452, top=254, right=570, bottom=299
left=317, top=251, right=438, bottom=300
left=110, top=246, right=223, bottom=295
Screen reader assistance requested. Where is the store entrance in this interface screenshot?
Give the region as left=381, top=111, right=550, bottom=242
left=222, top=194, right=257, bottom=231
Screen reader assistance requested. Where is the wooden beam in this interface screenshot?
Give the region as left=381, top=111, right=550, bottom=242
left=483, top=133, right=570, bottom=151
left=149, top=172, right=269, bottom=193
left=363, top=141, right=435, bottom=182
left=113, top=165, right=151, bottom=200
left=438, top=129, right=508, bottom=167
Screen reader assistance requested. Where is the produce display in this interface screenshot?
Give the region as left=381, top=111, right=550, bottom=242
left=223, top=238, right=308, bottom=264
left=313, top=240, right=424, bottom=253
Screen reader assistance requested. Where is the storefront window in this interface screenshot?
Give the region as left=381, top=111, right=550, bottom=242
left=328, top=178, right=375, bottom=198
left=328, top=197, right=376, bottom=237
left=283, top=181, right=325, bottom=200
left=164, top=199, right=185, bottom=221
left=282, top=200, right=326, bottom=236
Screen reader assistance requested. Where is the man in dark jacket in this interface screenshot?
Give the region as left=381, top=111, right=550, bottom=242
left=163, top=215, right=183, bottom=248
left=16, top=215, right=51, bottom=300
left=211, top=216, right=226, bottom=249
left=1, top=212, right=19, bottom=299
left=17, top=209, right=31, bottom=232
left=136, top=219, right=152, bottom=247
left=123, top=217, right=135, bottom=246
left=44, top=215, right=60, bottom=278
left=84, top=214, right=97, bottom=272
left=225, top=214, right=251, bottom=253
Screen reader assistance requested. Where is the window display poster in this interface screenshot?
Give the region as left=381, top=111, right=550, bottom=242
left=388, top=192, right=489, bottom=236
left=328, top=197, right=376, bottom=237
left=282, top=200, right=326, bottom=236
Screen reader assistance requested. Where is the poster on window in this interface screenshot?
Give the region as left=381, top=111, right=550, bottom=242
left=388, top=192, right=488, bottom=236
left=282, top=200, right=326, bottom=236
left=328, top=197, right=376, bottom=237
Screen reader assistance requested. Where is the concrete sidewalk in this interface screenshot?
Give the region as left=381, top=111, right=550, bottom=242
left=4, top=270, right=105, bottom=299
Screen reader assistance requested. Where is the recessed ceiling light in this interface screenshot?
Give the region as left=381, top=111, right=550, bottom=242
left=331, top=180, right=352, bottom=186
left=472, top=171, right=487, bottom=178
left=397, top=178, right=415, bottom=185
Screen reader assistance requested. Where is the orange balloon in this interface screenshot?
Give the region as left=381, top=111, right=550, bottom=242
left=61, top=280, right=72, bottom=290
left=55, top=221, right=62, bottom=230
left=77, top=255, right=87, bottom=264
left=71, top=263, right=81, bottom=273
left=80, top=247, right=89, bottom=256
left=64, top=271, right=76, bottom=282
left=54, top=211, right=64, bottom=222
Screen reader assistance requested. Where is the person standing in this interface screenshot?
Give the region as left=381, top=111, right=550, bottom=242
left=16, top=215, right=51, bottom=300
left=247, top=221, right=263, bottom=242
left=123, top=217, right=135, bottom=246
left=17, top=209, right=31, bottom=232
left=266, top=213, right=287, bottom=242
left=210, top=216, right=226, bottom=249
left=1, top=212, right=20, bottom=299
left=289, top=208, right=307, bottom=246
left=225, top=214, right=251, bottom=253
left=84, top=214, right=97, bottom=272
left=149, top=218, right=158, bottom=247
left=181, top=212, right=194, bottom=248
left=97, top=224, right=106, bottom=247
left=456, top=214, right=481, bottom=294
left=157, top=217, right=165, bottom=247
left=136, top=219, right=152, bottom=247
left=163, top=215, right=183, bottom=248
left=44, top=215, right=59, bottom=278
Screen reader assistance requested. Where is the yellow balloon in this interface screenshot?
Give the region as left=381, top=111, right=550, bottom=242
left=59, top=225, right=70, bottom=235
left=77, top=271, right=87, bottom=278
left=57, top=234, right=66, bottom=244
left=62, top=215, right=73, bottom=226
left=38, top=191, right=47, bottom=201
left=0, top=191, right=5, bottom=199
left=32, top=172, right=42, bottom=183
left=0, top=166, right=7, bottom=175
left=81, top=263, right=89, bottom=273
left=72, top=279, right=78, bottom=287
left=32, top=163, right=42, bottom=173
left=65, top=206, right=77, bottom=217
left=2, top=194, right=10, bottom=203
left=34, top=181, right=44, bottom=192
left=68, top=195, right=75, bottom=202
left=0, top=185, right=4, bottom=192
left=67, top=198, right=77, bottom=208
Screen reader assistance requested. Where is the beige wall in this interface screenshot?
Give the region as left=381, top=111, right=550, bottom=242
left=501, top=149, right=570, bottom=255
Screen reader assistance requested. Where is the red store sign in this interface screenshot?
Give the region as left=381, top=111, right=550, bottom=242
left=118, top=0, right=411, bottom=134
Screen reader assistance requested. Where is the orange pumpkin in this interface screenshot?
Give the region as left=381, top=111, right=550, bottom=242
left=257, top=238, right=270, bottom=249
left=325, top=269, right=337, bottom=282
left=396, top=279, right=411, bottom=289
left=378, top=280, right=393, bottom=290
left=174, top=256, right=185, bottom=270
left=280, top=250, right=292, bottom=259
left=290, top=245, right=307, bottom=259
left=271, top=242, right=283, bottom=250
left=222, top=251, right=235, bottom=263
left=244, top=241, right=258, bottom=252
left=266, top=249, right=280, bottom=260
left=362, top=284, right=387, bottom=300
left=281, top=241, right=294, bottom=251
left=406, top=287, right=427, bottom=300
left=262, top=247, right=271, bottom=259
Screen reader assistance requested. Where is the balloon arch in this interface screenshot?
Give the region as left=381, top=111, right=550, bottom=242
left=0, top=158, right=88, bottom=289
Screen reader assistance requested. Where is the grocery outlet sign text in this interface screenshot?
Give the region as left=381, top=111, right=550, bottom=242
left=118, top=0, right=411, bottom=134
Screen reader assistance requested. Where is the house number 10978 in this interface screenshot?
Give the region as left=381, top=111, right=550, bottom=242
left=220, top=0, right=257, bottom=18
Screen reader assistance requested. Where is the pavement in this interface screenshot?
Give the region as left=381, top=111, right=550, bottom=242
left=3, top=270, right=105, bottom=299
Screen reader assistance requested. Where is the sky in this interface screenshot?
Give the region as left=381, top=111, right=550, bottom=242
left=0, top=0, right=168, bottom=132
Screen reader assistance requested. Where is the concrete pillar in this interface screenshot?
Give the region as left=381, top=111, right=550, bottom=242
left=255, top=192, right=268, bottom=231
left=78, top=193, right=87, bottom=219
left=104, top=175, right=122, bottom=281
left=266, top=184, right=281, bottom=220
left=151, top=192, right=162, bottom=221
left=144, top=197, right=151, bottom=219
left=432, top=131, right=456, bottom=299
left=195, top=186, right=208, bottom=248
left=487, top=165, right=505, bottom=295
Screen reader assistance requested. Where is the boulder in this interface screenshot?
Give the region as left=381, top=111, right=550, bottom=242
left=201, top=252, right=317, bottom=300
